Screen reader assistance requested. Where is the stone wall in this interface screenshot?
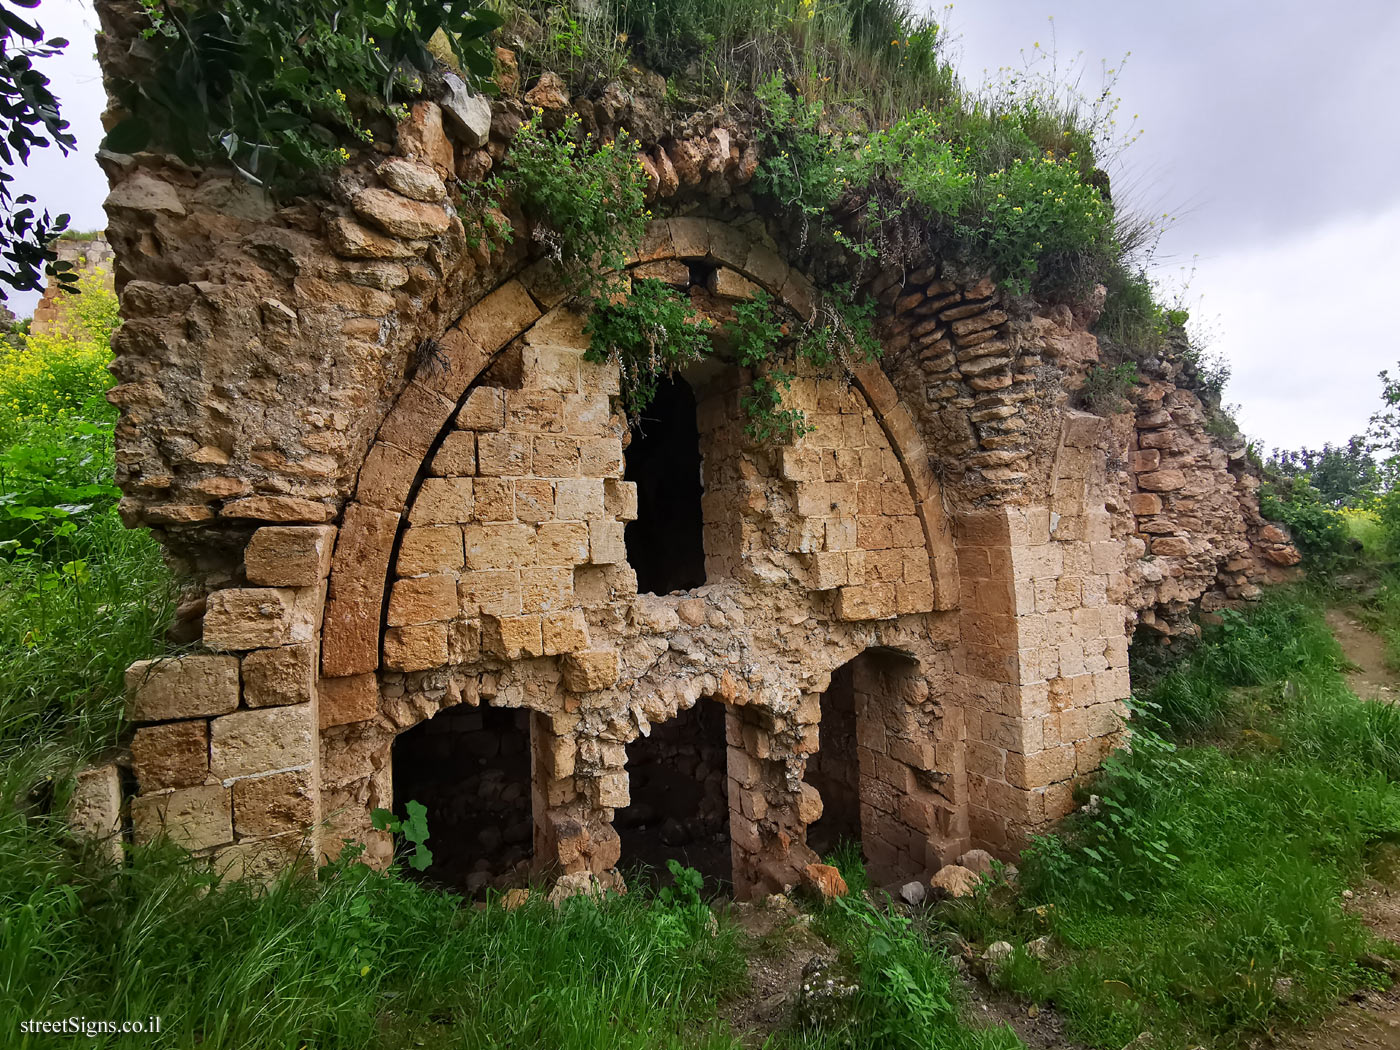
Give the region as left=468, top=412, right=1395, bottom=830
left=93, top=0, right=1297, bottom=897
left=30, top=234, right=116, bottom=334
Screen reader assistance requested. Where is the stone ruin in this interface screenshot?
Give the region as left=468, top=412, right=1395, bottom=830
left=91, top=3, right=1300, bottom=897
left=30, top=233, right=116, bottom=335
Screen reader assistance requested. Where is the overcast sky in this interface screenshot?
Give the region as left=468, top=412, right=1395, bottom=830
left=11, top=0, right=1400, bottom=453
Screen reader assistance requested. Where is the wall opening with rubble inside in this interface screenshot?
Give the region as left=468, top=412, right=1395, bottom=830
left=616, top=698, right=732, bottom=887
left=624, top=374, right=707, bottom=596
left=803, top=649, right=934, bottom=886
left=390, top=703, right=535, bottom=894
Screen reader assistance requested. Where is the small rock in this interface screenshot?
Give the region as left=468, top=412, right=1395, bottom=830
left=1027, top=935, right=1051, bottom=960
left=440, top=72, right=493, bottom=147
left=105, top=171, right=186, bottom=217
left=801, top=863, right=848, bottom=900
left=524, top=71, right=570, bottom=112
left=501, top=887, right=530, bottom=910
left=929, top=863, right=981, bottom=899
left=1119, top=1034, right=1152, bottom=1050
left=547, top=871, right=602, bottom=906
left=899, top=881, right=927, bottom=907
left=352, top=188, right=450, bottom=239
left=377, top=158, right=446, bottom=202
left=1342, top=888, right=1354, bottom=900
left=1272, top=977, right=1294, bottom=1000
left=957, top=848, right=997, bottom=877
left=983, top=941, right=1014, bottom=970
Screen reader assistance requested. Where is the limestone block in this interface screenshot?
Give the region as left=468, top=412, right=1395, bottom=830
left=430, top=431, right=477, bottom=476
left=1128, top=492, right=1163, bottom=515
left=579, top=436, right=624, bottom=476
left=209, top=705, right=316, bottom=780
left=131, top=784, right=232, bottom=851
left=477, top=433, right=533, bottom=476
left=245, top=525, right=336, bottom=586
left=357, top=442, right=420, bottom=510
left=835, top=584, right=897, bottom=621
left=465, top=522, right=536, bottom=570
left=233, top=769, right=318, bottom=839
left=534, top=435, right=582, bottom=475
left=396, top=101, right=454, bottom=175
left=380, top=381, right=458, bottom=459
left=520, top=568, right=574, bottom=616
left=514, top=478, right=555, bottom=522
left=125, top=655, right=240, bottom=721
left=458, top=386, right=506, bottom=431
left=482, top=613, right=544, bottom=659
left=203, top=588, right=305, bottom=651
left=537, top=522, right=590, bottom=566
left=221, top=496, right=334, bottom=523
left=318, top=674, right=380, bottom=729
left=1151, top=536, right=1191, bottom=557
left=132, top=719, right=210, bottom=791
left=242, top=643, right=317, bottom=708
left=559, top=478, right=607, bottom=521
left=327, top=216, right=422, bottom=259
left=383, top=623, right=451, bottom=671
left=561, top=648, right=620, bottom=691
left=322, top=503, right=400, bottom=678
left=459, top=569, right=523, bottom=617
left=472, top=478, right=515, bottom=522
left=409, top=477, right=473, bottom=525
left=376, top=157, right=446, bottom=202
left=588, top=520, right=626, bottom=565
left=212, top=833, right=310, bottom=882
left=66, top=764, right=123, bottom=864
left=387, top=575, right=459, bottom=626
left=440, top=72, right=492, bottom=145
left=397, top=526, right=465, bottom=576
left=542, top=609, right=590, bottom=655
left=460, top=280, right=541, bottom=354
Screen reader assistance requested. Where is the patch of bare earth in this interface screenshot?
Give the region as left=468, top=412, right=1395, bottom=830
left=1324, top=607, right=1400, bottom=702
left=720, top=897, right=829, bottom=1045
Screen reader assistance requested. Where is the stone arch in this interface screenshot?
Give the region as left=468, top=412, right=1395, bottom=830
left=319, top=218, right=958, bottom=681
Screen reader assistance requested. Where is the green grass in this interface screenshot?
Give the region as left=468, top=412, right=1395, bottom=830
left=772, top=852, right=1020, bottom=1050
left=941, top=589, right=1400, bottom=1049
left=0, top=815, right=749, bottom=1049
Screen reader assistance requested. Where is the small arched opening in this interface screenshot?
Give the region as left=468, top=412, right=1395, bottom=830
left=804, top=649, right=935, bottom=886
left=624, top=374, right=706, bottom=595
left=390, top=702, right=534, bottom=895
left=615, top=699, right=732, bottom=888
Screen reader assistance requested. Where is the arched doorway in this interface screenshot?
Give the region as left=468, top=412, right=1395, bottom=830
left=390, top=703, right=534, bottom=894
left=615, top=699, right=732, bottom=887
left=803, top=650, right=936, bottom=885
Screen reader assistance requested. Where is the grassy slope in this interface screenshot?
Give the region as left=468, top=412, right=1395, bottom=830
left=942, top=590, right=1400, bottom=1049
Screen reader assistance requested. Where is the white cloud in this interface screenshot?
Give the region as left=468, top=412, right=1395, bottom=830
left=1187, top=202, right=1400, bottom=452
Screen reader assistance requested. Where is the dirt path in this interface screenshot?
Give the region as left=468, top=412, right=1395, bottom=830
left=1324, top=607, right=1400, bottom=702
left=1267, top=616, right=1400, bottom=1049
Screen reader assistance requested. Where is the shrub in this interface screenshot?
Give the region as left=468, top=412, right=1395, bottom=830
left=501, top=112, right=650, bottom=283
left=1078, top=362, right=1138, bottom=415
left=105, top=0, right=501, bottom=186
left=583, top=278, right=713, bottom=419
left=975, top=155, right=1115, bottom=294
left=1260, top=478, right=1351, bottom=570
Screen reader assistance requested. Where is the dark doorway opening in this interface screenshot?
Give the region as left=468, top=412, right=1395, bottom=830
left=624, top=375, right=706, bottom=595
left=805, top=662, right=861, bottom=859
left=391, top=704, right=533, bottom=895
left=616, top=700, right=732, bottom=887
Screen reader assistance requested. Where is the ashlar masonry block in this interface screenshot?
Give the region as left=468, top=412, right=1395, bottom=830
left=131, top=784, right=232, bottom=850
left=126, top=655, right=240, bottom=721
left=210, top=704, right=316, bottom=780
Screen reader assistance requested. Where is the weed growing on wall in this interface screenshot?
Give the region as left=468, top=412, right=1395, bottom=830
left=106, top=0, right=501, bottom=186
left=583, top=278, right=713, bottom=418
left=1078, top=361, right=1139, bottom=415
left=499, top=112, right=650, bottom=282
left=586, top=280, right=881, bottom=443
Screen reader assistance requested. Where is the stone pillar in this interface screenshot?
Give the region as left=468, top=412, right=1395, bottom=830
left=126, top=524, right=335, bottom=877
left=956, top=416, right=1132, bottom=854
